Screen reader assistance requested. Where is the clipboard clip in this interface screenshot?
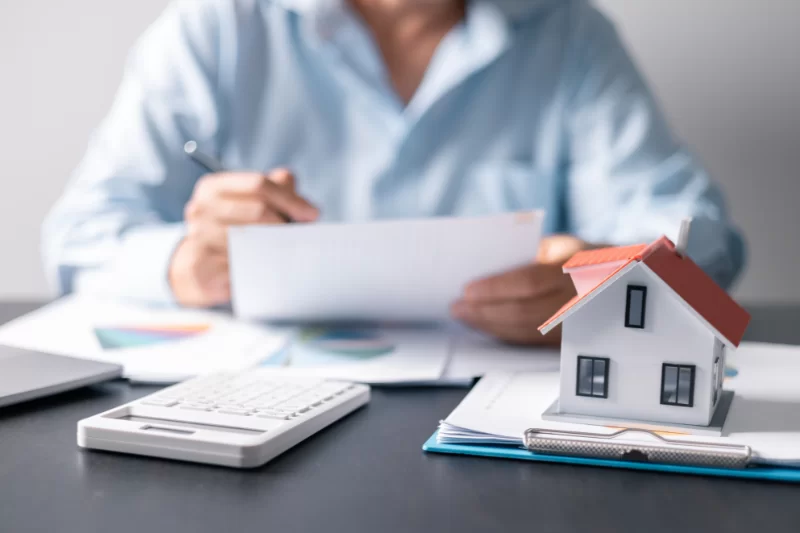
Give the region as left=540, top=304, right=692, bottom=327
left=523, top=427, right=752, bottom=469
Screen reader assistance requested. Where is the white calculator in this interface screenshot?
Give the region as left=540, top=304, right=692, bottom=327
left=78, top=370, right=370, bottom=468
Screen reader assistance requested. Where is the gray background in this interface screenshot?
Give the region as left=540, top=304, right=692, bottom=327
left=1, top=0, right=797, bottom=302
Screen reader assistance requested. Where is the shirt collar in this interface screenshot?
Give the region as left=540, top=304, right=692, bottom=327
left=273, top=0, right=562, bottom=22
left=277, top=0, right=349, bottom=41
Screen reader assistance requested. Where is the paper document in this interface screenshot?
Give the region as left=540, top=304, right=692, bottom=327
left=0, top=296, right=290, bottom=383
left=272, top=323, right=559, bottom=385
left=442, top=327, right=559, bottom=381
left=270, top=325, right=450, bottom=384
left=0, top=296, right=558, bottom=386
left=229, top=211, right=543, bottom=322
left=438, top=341, right=800, bottom=465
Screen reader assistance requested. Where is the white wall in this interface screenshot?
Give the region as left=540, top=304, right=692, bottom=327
left=595, top=0, right=800, bottom=303
left=1, top=1, right=798, bottom=302
left=0, top=0, right=171, bottom=298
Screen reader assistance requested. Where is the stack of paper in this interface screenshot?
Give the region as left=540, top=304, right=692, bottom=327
left=0, top=297, right=560, bottom=385
left=436, top=342, right=800, bottom=466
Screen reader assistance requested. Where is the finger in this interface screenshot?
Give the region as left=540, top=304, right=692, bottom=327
left=454, top=289, right=570, bottom=327
left=464, top=263, right=569, bottom=303
left=262, top=169, right=295, bottom=223
left=451, top=290, right=573, bottom=345
left=268, top=168, right=295, bottom=190
left=187, top=196, right=286, bottom=226
left=197, top=172, right=270, bottom=196
left=259, top=179, right=319, bottom=222
left=453, top=298, right=541, bottom=327
left=457, top=310, right=560, bottom=346
left=196, top=172, right=319, bottom=222
left=266, top=170, right=299, bottom=223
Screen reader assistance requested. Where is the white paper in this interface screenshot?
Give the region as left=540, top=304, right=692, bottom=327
left=442, top=326, right=560, bottom=381
left=0, top=296, right=290, bottom=383
left=440, top=341, right=800, bottom=465
left=229, top=211, right=543, bottom=322
left=0, top=298, right=556, bottom=386
left=439, top=371, right=594, bottom=444
left=273, top=324, right=559, bottom=385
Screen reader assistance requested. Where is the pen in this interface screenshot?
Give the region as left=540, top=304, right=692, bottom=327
left=184, top=140, right=298, bottom=224
left=184, top=140, right=225, bottom=173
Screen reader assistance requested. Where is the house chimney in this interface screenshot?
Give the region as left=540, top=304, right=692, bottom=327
left=676, top=218, right=692, bottom=257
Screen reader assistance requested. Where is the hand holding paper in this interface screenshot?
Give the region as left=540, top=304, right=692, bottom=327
left=170, top=169, right=319, bottom=307
left=452, top=235, right=596, bottom=345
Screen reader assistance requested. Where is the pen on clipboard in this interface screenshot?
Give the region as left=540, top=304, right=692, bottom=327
left=523, top=427, right=752, bottom=469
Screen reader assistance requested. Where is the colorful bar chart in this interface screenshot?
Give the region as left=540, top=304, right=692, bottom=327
left=94, top=324, right=211, bottom=350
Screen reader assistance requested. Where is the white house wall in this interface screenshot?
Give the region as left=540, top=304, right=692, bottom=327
left=712, top=338, right=726, bottom=408
left=559, top=263, right=717, bottom=426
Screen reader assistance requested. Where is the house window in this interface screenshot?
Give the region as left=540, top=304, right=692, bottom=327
left=661, top=364, right=695, bottom=407
left=625, top=285, right=647, bottom=329
left=576, top=356, right=609, bottom=398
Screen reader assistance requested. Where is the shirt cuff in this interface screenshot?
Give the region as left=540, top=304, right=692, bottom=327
left=108, top=223, right=187, bottom=306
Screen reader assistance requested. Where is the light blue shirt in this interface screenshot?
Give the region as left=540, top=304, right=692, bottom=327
left=43, top=0, right=745, bottom=305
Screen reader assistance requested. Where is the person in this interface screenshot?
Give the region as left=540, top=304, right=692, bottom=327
left=42, top=0, right=745, bottom=346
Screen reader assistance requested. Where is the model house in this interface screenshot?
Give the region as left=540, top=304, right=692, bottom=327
left=538, top=232, right=750, bottom=430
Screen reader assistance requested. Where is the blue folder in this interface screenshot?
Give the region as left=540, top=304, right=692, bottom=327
left=423, top=430, right=800, bottom=483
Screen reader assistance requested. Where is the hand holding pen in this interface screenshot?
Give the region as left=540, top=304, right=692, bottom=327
left=169, top=141, right=320, bottom=308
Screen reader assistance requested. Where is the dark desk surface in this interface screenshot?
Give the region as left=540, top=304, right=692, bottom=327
left=1, top=302, right=799, bottom=533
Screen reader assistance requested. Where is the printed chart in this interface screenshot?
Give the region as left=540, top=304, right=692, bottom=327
left=94, top=324, right=211, bottom=350
left=288, top=327, right=396, bottom=367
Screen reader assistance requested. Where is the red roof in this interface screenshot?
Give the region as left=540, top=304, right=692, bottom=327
left=539, top=237, right=751, bottom=347
left=563, top=243, right=648, bottom=270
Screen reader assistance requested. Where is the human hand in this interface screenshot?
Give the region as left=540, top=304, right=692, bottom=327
left=451, top=235, right=597, bottom=346
left=169, top=169, right=319, bottom=307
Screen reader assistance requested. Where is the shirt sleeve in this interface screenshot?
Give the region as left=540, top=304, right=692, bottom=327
left=562, top=6, right=745, bottom=289
left=41, top=0, right=224, bottom=305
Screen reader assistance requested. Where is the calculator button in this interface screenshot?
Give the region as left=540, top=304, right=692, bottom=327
left=180, top=404, right=213, bottom=412
left=216, top=402, right=243, bottom=409
left=256, top=412, right=293, bottom=420
left=189, top=399, right=214, bottom=405
left=217, top=408, right=254, bottom=416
